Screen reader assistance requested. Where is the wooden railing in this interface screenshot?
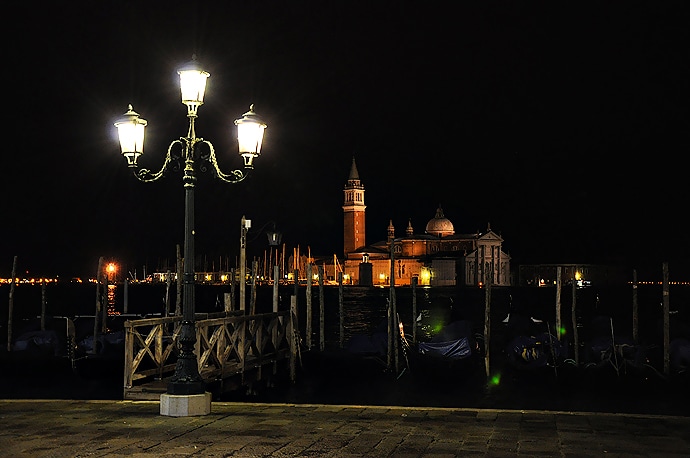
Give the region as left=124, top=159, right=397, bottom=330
left=123, top=309, right=296, bottom=400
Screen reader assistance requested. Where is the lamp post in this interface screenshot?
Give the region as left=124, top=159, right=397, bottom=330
left=238, top=218, right=282, bottom=310
left=114, top=56, right=267, bottom=411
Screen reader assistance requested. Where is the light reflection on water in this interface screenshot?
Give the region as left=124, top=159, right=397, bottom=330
left=106, top=284, right=118, bottom=317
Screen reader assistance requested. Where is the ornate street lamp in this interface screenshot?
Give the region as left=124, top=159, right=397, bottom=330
left=114, top=56, right=267, bottom=408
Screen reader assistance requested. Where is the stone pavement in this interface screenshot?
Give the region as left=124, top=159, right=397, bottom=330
left=1, top=399, right=689, bottom=457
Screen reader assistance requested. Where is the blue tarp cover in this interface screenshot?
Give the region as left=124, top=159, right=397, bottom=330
left=418, top=336, right=472, bottom=360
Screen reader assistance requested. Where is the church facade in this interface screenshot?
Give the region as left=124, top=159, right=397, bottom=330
left=342, top=158, right=511, bottom=287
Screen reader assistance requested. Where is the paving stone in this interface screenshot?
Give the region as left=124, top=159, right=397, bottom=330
left=1, top=400, right=689, bottom=457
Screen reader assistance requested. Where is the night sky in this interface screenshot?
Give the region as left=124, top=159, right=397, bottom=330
left=3, top=1, right=688, bottom=281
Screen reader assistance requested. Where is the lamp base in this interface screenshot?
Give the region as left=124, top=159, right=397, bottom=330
left=167, top=379, right=206, bottom=395
left=160, top=392, right=211, bottom=417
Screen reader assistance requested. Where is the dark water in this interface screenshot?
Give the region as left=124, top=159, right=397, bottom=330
left=1, top=282, right=689, bottom=416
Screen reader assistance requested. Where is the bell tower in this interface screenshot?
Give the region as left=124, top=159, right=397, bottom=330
left=343, top=157, right=366, bottom=256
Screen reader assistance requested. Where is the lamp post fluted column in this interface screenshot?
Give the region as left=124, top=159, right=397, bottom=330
left=114, top=56, right=267, bottom=405
left=169, top=118, right=204, bottom=394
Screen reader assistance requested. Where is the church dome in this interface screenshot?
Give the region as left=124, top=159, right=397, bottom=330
left=425, top=206, right=455, bottom=237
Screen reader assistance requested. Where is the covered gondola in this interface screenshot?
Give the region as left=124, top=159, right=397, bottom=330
left=409, top=319, right=484, bottom=380
left=583, top=315, right=651, bottom=377
left=502, top=312, right=568, bottom=371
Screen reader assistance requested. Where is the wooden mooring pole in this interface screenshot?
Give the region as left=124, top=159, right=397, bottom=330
left=484, top=274, right=492, bottom=378
left=228, top=268, right=236, bottom=312
left=386, top=300, right=392, bottom=370
left=388, top=240, right=398, bottom=372
left=290, top=295, right=299, bottom=381
left=318, top=265, right=325, bottom=351
left=632, top=269, right=639, bottom=343
left=223, top=292, right=233, bottom=313
left=123, top=278, right=129, bottom=314
left=662, top=262, right=670, bottom=376
left=338, top=272, right=344, bottom=349
left=571, top=267, right=579, bottom=365
left=7, top=255, right=17, bottom=352
left=101, top=274, right=108, bottom=335
left=175, top=244, right=182, bottom=316
left=272, top=265, right=279, bottom=313
left=41, top=280, right=47, bottom=331
left=250, top=260, right=258, bottom=315
left=164, top=270, right=172, bottom=317
left=411, top=276, right=418, bottom=344
left=92, top=257, right=104, bottom=354
left=555, top=266, right=562, bottom=340
left=293, top=269, right=299, bottom=308
left=240, top=216, right=248, bottom=313
left=392, top=279, right=398, bottom=375
left=306, top=263, right=312, bottom=350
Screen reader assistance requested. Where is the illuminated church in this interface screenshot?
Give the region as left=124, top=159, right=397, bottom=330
left=342, top=158, right=511, bottom=287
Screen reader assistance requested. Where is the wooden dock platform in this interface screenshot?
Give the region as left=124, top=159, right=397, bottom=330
left=123, top=308, right=297, bottom=400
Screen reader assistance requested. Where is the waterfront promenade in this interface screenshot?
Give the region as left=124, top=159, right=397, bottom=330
left=2, top=399, right=690, bottom=457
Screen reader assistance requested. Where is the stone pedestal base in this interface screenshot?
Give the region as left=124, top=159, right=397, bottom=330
left=160, top=392, right=212, bottom=417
